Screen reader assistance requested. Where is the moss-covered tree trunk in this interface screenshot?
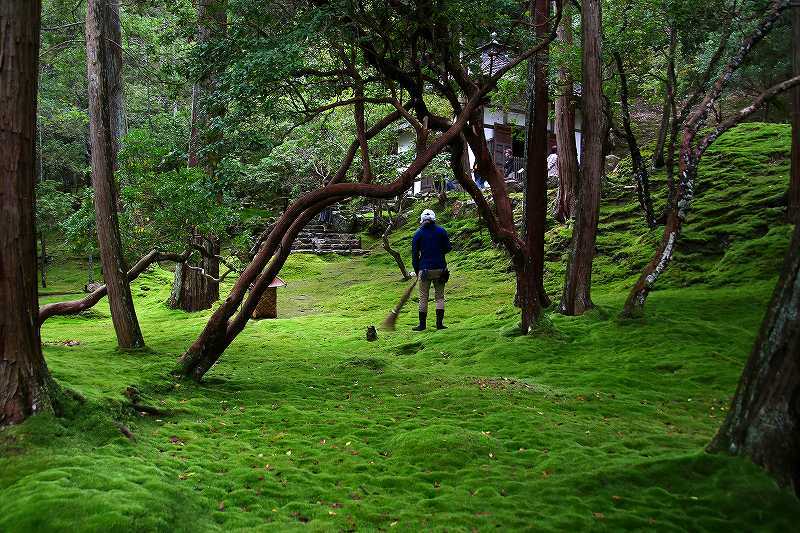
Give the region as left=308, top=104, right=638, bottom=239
left=708, top=222, right=800, bottom=494
left=0, top=0, right=58, bottom=427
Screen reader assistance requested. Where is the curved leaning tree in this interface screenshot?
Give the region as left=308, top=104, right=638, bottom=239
left=622, top=0, right=800, bottom=317
left=175, top=0, right=566, bottom=381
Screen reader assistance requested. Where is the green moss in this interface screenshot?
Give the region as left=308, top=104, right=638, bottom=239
left=2, top=123, right=798, bottom=530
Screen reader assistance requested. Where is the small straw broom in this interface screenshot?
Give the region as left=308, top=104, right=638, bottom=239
left=381, top=277, right=418, bottom=330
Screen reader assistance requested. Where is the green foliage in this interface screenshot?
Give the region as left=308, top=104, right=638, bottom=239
left=61, top=188, right=98, bottom=258
left=118, top=128, right=240, bottom=256
left=36, top=180, right=74, bottom=235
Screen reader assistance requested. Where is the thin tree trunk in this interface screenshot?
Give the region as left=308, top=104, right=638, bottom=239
left=382, top=194, right=411, bottom=280
left=614, top=51, right=656, bottom=227
left=553, top=2, right=578, bottom=223
left=653, top=27, right=676, bottom=169
left=790, top=5, right=800, bottom=223
left=88, top=254, right=95, bottom=285
left=86, top=0, right=144, bottom=349
left=175, top=0, right=226, bottom=311
left=1, top=0, right=58, bottom=427
left=653, top=93, right=671, bottom=169
left=169, top=262, right=186, bottom=309
left=40, top=232, right=47, bottom=288
left=559, top=0, right=603, bottom=316
left=708, top=222, right=800, bottom=494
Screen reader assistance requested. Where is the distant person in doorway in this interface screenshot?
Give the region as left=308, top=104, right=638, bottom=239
left=547, top=146, right=559, bottom=184
left=411, top=209, right=451, bottom=331
left=503, top=148, right=515, bottom=179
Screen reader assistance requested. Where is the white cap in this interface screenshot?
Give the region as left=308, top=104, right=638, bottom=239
left=420, top=209, right=436, bottom=224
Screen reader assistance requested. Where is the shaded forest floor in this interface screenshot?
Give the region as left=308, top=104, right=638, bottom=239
left=2, top=123, right=800, bottom=531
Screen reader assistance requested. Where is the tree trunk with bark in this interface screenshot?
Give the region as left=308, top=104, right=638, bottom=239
left=614, top=51, right=656, bottom=227
left=462, top=116, right=546, bottom=332
left=174, top=0, right=226, bottom=311
left=86, top=0, right=144, bottom=349
left=653, top=27, right=676, bottom=169
left=791, top=5, right=800, bottom=223
left=708, top=222, right=800, bottom=494
left=170, top=233, right=218, bottom=311
left=382, top=196, right=411, bottom=280
left=559, top=0, right=603, bottom=316
left=104, top=0, right=125, bottom=157
left=653, top=95, right=671, bottom=169
left=521, top=0, right=551, bottom=312
left=0, top=0, right=58, bottom=427
left=553, top=2, right=578, bottom=223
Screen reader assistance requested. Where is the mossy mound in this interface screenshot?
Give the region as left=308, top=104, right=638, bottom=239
left=386, top=424, right=496, bottom=469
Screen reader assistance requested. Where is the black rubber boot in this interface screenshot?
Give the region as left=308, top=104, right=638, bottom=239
left=436, top=309, right=447, bottom=329
left=412, top=312, right=427, bottom=331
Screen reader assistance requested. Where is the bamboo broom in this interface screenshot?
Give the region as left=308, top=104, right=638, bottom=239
left=381, top=277, right=418, bottom=330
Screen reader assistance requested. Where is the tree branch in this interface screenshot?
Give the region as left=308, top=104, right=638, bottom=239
left=38, top=249, right=191, bottom=325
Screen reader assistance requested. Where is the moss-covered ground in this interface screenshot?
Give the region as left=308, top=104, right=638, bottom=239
left=2, top=123, right=799, bottom=531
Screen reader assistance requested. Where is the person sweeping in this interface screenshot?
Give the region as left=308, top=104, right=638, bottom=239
left=411, top=209, right=451, bottom=331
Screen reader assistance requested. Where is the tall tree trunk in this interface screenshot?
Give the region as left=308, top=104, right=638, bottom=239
left=174, top=0, right=226, bottom=311
left=463, top=112, right=544, bottom=330
left=708, top=222, right=800, bottom=494
left=521, top=0, right=551, bottom=317
left=104, top=0, right=125, bottom=158
left=791, top=5, right=800, bottom=223
left=614, top=51, right=656, bottom=227
left=1, top=0, right=57, bottom=427
left=553, top=2, right=578, bottom=223
left=40, top=232, right=47, bottom=288
left=559, top=0, right=603, bottom=316
left=86, top=0, right=144, bottom=349
left=653, top=27, right=676, bottom=169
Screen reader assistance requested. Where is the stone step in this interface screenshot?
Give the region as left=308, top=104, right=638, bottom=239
left=297, top=232, right=360, bottom=240
left=292, top=248, right=370, bottom=256
left=303, top=224, right=327, bottom=232
left=295, top=236, right=361, bottom=244
left=296, top=242, right=362, bottom=250
left=295, top=243, right=362, bottom=250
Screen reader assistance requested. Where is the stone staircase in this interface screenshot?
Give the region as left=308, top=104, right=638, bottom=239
left=292, top=224, right=369, bottom=255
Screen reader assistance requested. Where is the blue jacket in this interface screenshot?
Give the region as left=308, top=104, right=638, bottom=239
left=412, top=223, right=451, bottom=272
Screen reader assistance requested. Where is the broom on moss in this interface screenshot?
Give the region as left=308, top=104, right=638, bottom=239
left=381, top=277, right=418, bottom=330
